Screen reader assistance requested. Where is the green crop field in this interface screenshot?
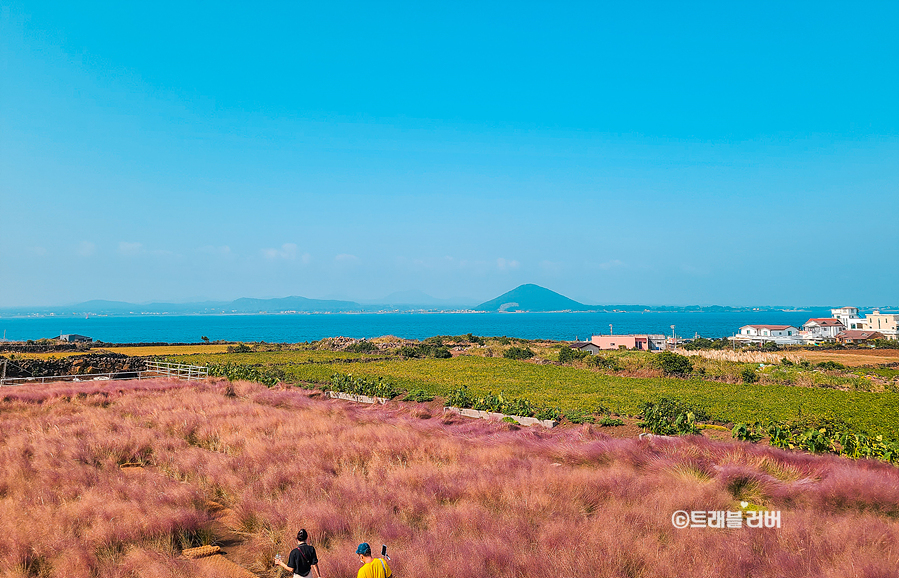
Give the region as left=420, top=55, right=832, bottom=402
left=170, top=350, right=899, bottom=440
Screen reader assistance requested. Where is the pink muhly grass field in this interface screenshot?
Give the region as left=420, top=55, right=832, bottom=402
left=1, top=378, right=898, bottom=577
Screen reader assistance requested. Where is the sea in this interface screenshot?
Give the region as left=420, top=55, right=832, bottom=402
left=0, top=310, right=834, bottom=344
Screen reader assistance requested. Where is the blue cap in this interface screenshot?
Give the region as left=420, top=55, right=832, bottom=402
left=356, top=543, right=371, bottom=556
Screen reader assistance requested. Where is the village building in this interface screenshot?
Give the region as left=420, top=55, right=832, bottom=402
left=860, top=310, right=899, bottom=341
left=590, top=334, right=667, bottom=351
left=569, top=341, right=602, bottom=355
left=57, top=334, right=92, bottom=343
left=801, top=318, right=845, bottom=342
left=731, top=325, right=803, bottom=345
left=835, top=330, right=884, bottom=344
left=831, top=307, right=865, bottom=330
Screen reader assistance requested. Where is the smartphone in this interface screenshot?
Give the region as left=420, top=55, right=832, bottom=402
left=381, top=544, right=390, bottom=560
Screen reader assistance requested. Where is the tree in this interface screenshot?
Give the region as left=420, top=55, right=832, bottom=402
left=504, top=346, right=534, bottom=360
left=740, top=367, right=758, bottom=384
left=559, top=346, right=588, bottom=363
left=201, top=336, right=210, bottom=344
left=657, top=351, right=693, bottom=375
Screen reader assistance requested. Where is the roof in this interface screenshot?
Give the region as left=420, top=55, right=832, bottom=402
left=804, top=318, right=844, bottom=327
left=835, top=330, right=884, bottom=340
left=740, top=325, right=796, bottom=330
left=570, top=342, right=598, bottom=349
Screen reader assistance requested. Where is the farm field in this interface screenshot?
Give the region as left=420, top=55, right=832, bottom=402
left=171, top=350, right=899, bottom=441
left=795, top=348, right=899, bottom=367
left=2, top=378, right=898, bottom=578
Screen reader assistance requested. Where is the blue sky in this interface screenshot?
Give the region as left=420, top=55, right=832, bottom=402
left=1, top=1, right=897, bottom=307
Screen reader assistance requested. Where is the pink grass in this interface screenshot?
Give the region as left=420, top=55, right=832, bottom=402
left=1, top=378, right=898, bottom=577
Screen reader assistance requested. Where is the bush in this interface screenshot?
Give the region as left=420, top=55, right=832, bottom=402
left=558, top=346, right=588, bottom=363
left=731, top=422, right=765, bottom=442
left=207, top=362, right=281, bottom=386
left=598, top=416, right=625, bottom=427
left=740, top=367, right=759, bottom=384
left=682, top=337, right=730, bottom=350
left=587, top=355, right=620, bottom=371
left=639, top=398, right=708, bottom=436
left=402, top=389, right=435, bottom=403
left=564, top=409, right=595, bottom=424
left=347, top=340, right=378, bottom=354
left=657, top=351, right=693, bottom=375
left=226, top=343, right=252, bottom=353
left=503, top=347, right=535, bottom=360
left=398, top=344, right=452, bottom=359
left=330, top=373, right=400, bottom=399
left=816, top=361, right=847, bottom=371
left=464, top=333, right=486, bottom=345
left=445, top=385, right=560, bottom=421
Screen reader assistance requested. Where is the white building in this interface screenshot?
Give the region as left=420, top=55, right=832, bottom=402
left=732, top=325, right=803, bottom=345
left=861, top=310, right=899, bottom=341
left=801, top=318, right=845, bottom=342
left=831, top=307, right=864, bottom=330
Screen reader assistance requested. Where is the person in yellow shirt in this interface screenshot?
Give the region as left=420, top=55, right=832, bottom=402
left=355, top=543, right=391, bottom=578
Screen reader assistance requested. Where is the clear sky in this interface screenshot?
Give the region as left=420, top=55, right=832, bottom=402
left=1, top=1, right=897, bottom=308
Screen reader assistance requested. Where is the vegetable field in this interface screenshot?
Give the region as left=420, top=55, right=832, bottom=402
left=170, top=351, right=899, bottom=441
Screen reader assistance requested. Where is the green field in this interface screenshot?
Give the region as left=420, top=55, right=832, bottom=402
left=171, top=350, right=899, bottom=440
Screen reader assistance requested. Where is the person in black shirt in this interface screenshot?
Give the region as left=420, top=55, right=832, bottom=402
left=275, top=529, right=323, bottom=578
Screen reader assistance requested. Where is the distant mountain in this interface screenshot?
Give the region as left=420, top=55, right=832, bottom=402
left=228, top=296, right=361, bottom=313
left=0, top=296, right=364, bottom=316
left=361, top=290, right=474, bottom=310
left=474, top=284, right=595, bottom=312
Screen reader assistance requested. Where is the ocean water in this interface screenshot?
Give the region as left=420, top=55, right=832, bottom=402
left=0, top=310, right=832, bottom=343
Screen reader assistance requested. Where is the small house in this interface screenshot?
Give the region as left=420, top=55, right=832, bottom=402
left=834, top=330, right=884, bottom=344
left=58, top=334, right=92, bottom=343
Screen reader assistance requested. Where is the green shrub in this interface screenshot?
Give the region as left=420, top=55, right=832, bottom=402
left=657, top=351, right=693, bottom=375
left=402, top=389, right=435, bottom=403
left=398, top=344, right=452, bottom=359
left=445, top=385, right=560, bottom=421
left=639, top=398, right=708, bottom=436
left=504, top=346, right=535, bottom=360
left=731, top=422, right=765, bottom=442
left=558, top=346, right=588, bottom=363
left=587, top=355, right=620, bottom=371
left=740, top=367, right=759, bottom=384
left=464, top=333, right=486, bottom=345
left=330, top=373, right=401, bottom=399
left=597, top=416, right=625, bottom=427
left=564, top=409, right=595, bottom=424
left=346, top=340, right=378, bottom=354
left=816, top=360, right=847, bottom=371
left=766, top=416, right=899, bottom=463
left=226, top=343, right=252, bottom=353
left=207, top=362, right=281, bottom=386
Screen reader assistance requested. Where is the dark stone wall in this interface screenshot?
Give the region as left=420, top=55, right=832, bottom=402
left=0, top=353, right=146, bottom=378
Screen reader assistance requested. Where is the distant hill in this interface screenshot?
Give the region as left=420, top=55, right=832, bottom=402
left=474, top=284, right=594, bottom=312
left=228, top=296, right=361, bottom=313
left=0, top=296, right=364, bottom=316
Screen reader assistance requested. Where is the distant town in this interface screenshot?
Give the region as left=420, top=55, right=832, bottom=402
left=571, top=306, right=898, bottom=353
